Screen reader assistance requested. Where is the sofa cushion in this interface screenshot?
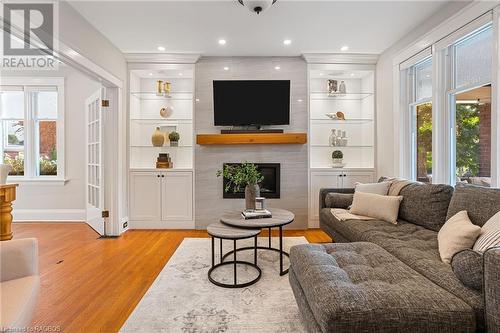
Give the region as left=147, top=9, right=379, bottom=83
left=447, top=183, right=500, bottom=227
left=350, top=192, right=403, bottom=224
left=324, top=193, right=353, bottom=209
left=451, top=249, right=483, bottom=290
left=0, top=275, right=40, bottom=330
left=289, top=242, right=476, bottom=333
left=474, top=211, right=500, bottom=252
left=438, top=210, right=481, bottom=264
left=398, top=182, right=454, bottom=231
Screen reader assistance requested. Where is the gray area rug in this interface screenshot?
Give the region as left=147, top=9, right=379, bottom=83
left=120, top=237, right=308, bottom=333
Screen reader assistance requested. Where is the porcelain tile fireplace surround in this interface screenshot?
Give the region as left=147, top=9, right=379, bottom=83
left=195, top=57, right=308, bottom=229
left=3, top=1, right=500, bottom=332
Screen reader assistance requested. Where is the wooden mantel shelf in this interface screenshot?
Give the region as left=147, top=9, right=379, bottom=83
left=196, top=133, right=307, bottom=145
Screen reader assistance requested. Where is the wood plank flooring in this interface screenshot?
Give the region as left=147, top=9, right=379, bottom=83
left=11, top=223, right=331, bottom=333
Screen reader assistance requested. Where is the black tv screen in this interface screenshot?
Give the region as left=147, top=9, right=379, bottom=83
left=213, top=80, right=290, bottom=126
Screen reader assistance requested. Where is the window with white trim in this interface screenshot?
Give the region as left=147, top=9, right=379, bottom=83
left=0, top=78, right=64, bottom=181
left=447, top=24, right=493, bottom=187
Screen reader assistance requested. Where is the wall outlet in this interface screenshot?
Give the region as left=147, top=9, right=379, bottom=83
left=123, top=221, right=128, bottom=229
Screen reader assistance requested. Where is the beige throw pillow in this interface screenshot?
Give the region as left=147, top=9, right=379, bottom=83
left=354, top=181, right=391, bottom=195
left=438, top=210, right=481, bottom=264
left=349, top=192, right=403, bottom=225
left=473, top=211, right=500, bottom=252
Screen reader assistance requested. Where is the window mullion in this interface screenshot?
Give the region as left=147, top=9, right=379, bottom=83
left=24, top=89, right=35, bottom=179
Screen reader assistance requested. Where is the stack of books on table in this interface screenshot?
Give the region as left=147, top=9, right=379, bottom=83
left=241, top=209, right=272, bottom=220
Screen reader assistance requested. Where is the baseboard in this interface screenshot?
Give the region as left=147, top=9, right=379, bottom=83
left=13, top=209, right=86, bottom=222
left=128, top=219, right=195, bottom=229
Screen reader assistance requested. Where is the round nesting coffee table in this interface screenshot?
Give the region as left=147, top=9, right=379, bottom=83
left=207, top=222, right=262, bottom=288
left=220, top=208, right=294, bottom=276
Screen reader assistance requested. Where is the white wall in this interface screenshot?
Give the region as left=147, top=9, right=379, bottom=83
left=10, top=66, right=101, bottom=220
left=375, top=1, right=470, bottom=178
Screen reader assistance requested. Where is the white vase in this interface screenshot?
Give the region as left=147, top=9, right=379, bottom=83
left=0, top=164, right=12, bottom=185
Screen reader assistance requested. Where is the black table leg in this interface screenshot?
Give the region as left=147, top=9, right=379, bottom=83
left=220, top=238, right=223, bottom=263
left=233, top=239, right=237, bottom=285
left=211, top=236, right=215, bottom=267
left=254, top=236, right=257, bottom=265
left=268, top=227, right=271, bottom=248
left=279, top=226, right=284, bottom=275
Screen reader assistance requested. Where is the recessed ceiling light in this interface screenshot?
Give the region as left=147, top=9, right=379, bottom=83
left=149, top=73, right=153, bottom=76
left=195, top=98, right=200, bottom=102
left=340, top=45, right=349, bottom=52
left=218, top=39, right=226, bottom=45
left=157, top=46, right=166, bottom=51
left=350, top=73, right=355, bottom=77
left=178, top=73, right=183, bottom=76
left=297, top=99, right=303, bottom=102
left=275, top=66, right=281, bottom=70
left=223, top=67, right=229, bottom=71
left=283, top=39, right=292, bottom=45
left=319, top=73, right=324, bottom=76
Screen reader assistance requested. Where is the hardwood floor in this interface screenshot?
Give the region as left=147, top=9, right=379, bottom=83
left=12, top=223, right=331, bottom=333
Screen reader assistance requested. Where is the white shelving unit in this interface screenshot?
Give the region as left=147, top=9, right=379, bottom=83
left=308, top=63, right=376, bottom=226
left=128, top=64, right=195, bottom=229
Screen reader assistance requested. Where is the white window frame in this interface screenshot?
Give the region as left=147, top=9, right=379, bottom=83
left=395, top=7, right=500, bottom=187
left=0, top=77, right=65, bottom=185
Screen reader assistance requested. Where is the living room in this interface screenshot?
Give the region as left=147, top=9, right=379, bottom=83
left=1, top=1, right=499, bottom=332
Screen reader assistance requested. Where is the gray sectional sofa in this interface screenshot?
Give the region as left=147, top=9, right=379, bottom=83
left=289, top=182, right=500, bottom=333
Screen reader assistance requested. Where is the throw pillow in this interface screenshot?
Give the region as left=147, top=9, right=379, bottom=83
left=324, top=193, right=354, bottom=209
left=451, top=249, right=483, bottom=290
left=438, top=210, right=481, bottom=264
left=349, top=191, right=403, bottom=224
left=354, top=181, right=391, bottom=195
left=473, top=211, right=500, bottom=252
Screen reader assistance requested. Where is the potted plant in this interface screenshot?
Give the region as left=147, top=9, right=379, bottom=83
left=332, top=150, right=344, bottom=167
left=217, top=162, right=264, bottom=211
left=168, top=131, right=180, bottom=147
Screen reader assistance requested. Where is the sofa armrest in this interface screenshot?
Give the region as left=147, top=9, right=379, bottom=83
left=319, top=188, right=355, bottom=209
left=0, top=238, right=39, bottom=282
left=484, top=246, right=500, bottom=333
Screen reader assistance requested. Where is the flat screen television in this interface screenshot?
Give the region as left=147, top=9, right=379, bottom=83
left=213, top=80, right=290, bottom=126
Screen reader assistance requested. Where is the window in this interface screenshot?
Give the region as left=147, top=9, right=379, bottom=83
left=449, top=25, right=492, bottom=187
left=0, top=78, right=64, bottom=181
left=408, top=58, right=433, bottom=183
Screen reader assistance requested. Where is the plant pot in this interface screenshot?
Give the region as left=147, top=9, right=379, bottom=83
left=151, top=127, right=165, bottom=147
left=332, top=158, right=344, bottom=167
left=170, top=140, right=179, bottom=147
left=245, top=184, right=260, bottom=211
left=0, top=164, right=12, bottom=185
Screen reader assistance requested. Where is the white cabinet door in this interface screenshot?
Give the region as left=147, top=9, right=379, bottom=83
left=309, top=171, right=342, bottom=221
left=341, top=172, right=374, bottom=188
left=129, top=172, right=162, bottom=221
left=161, top=172, right=193, bottom=221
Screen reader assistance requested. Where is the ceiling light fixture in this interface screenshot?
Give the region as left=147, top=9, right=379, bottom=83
left=238, top=0, right=278, bottom=14
left=274, top=66, right=281, bottom=70
left=149, top=73, right=153, bottom=76
left=340, top=45, right=349, bottom=52
left=178, top=73, right=183, bottom=76
left=218, top=39, right=227, bottom=45
left=297, top=99, right=303, bottom=102
left=223, top=67, right=229, bottom=71
left=350, top=73, right=355, bottom=77
left=283, top=39, right=292, bottom=45
left=157, top=46, right=166, bottom=51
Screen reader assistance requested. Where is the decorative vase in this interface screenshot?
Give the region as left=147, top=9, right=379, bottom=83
left=170, top=140, right=178, bottom=147
left=151, top=127, right=165, bottom=147
left=159, top=106, right=173, bottom=118
left=339, top=81, right=346, bottom=94
left=0, top=164, right=12, bottom=185
left=156, top=80, right=163, bottom=95
left=327, top=80, right=338, bottom=94
left=329, top=129, right=337, bottom=146
left=245, top=184, right=260, bottom=211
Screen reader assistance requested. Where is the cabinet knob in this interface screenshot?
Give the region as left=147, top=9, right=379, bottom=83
left=161, top=175, right=165, bottom=178
left=157, top=175, right=160, bottom=178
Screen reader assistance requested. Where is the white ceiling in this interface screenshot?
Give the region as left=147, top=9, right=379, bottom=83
left=70, top=1, right=452, bottom=56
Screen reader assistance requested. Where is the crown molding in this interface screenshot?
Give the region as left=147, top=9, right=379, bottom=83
left=302, top=53, right=379, bottom=65
left=124, top=53, right=201, bottom=64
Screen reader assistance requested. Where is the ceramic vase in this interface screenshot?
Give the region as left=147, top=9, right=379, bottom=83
left=151, top=127, right=165, bottom=147
left=339, top=81, right=346, bottom=94
left=159, top=106, right=174, bottom=118
left=170, top=140, right=178, bottom=147
left=245, top=184, right=260, bottom=211
left=0, top=164, right=12, bottom=185
left=327, top=80, right=338, bottom=94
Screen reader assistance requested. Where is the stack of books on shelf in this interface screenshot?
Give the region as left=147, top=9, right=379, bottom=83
left=241, top=209, right=272, bottom=220
left=156, top=153, right=173, bottom=168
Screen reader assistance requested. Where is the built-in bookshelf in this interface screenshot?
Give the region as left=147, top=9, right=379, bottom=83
left=307, top=62, right=376, bottom=226
left=129, top=67, right=194, bottom=170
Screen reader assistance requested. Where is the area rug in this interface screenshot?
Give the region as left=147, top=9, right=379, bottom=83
left=120, top=237, right=308, bottom=333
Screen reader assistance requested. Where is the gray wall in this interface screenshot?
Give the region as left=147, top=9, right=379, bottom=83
left=195, top=57, right=308, bottom=229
